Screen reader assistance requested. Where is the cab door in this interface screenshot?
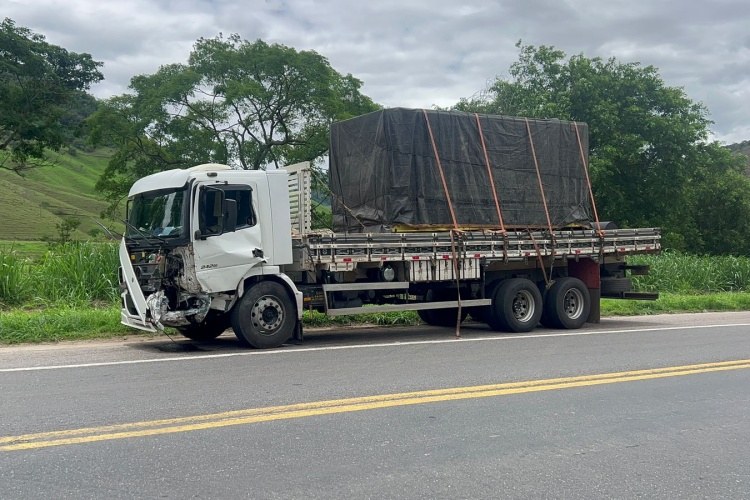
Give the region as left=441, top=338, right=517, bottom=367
left=191, top=182, right=266, bottom=292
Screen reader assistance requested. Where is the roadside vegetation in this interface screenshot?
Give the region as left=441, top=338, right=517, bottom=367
left=0, top=242, right=118, bottom=307
left=2, top=244, right=750, bottom=345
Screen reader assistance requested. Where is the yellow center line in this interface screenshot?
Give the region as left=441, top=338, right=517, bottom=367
left=3, top=359, right=750, bottom=452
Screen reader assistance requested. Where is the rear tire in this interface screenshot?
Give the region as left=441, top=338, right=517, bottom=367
left=176, top=311, right=230, bottom=341
left=542, top=277, right=590, bottom=329
left=487, top=278, right=542, bottom=333
left=231, top=281, right=296, bottom=348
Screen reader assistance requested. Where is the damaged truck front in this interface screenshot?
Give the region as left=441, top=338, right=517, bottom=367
left=118, top=163, right=303, bottom=345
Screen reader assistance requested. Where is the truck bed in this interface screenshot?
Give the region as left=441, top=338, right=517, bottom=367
left=286, top=163, right=659, bottom=272
left=294, top=228, right=660, bottom=269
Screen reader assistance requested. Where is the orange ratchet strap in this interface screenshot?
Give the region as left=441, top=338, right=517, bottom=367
left=423, top=109, right=458, bottom=229
left=524, top=118, right=554, bottom=236
left=573, top=122, right=604, bottom=238
left=474, top=113, right=506, bottom=232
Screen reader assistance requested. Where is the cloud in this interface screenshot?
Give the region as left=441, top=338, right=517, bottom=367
left=5, top=0, right=749, bottom=142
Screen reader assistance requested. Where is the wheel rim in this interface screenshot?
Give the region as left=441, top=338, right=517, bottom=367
left=251, top=295, right=284, bottom=334
left=563, top=288, right=585, bottom=320
left=512, top=290, right=536, bottom=322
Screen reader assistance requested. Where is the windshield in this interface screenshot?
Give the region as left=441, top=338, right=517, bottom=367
left=127, top=188, right=187, bottom=238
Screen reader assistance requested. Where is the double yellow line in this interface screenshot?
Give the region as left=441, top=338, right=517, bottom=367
left=3, top=359, right=749, bottom=452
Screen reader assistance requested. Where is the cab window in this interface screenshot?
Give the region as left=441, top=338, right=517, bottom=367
left=198, top=185, right=255, bottom=236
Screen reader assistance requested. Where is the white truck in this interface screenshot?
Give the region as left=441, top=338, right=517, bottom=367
left=118, top=163, right=659, bottom=349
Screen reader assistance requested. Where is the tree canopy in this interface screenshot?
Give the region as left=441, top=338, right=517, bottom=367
left=90, top=34, right=379, bottom=205
left=0, top=18, right=103, bottom=173
left=3, top=20, right=746, bottom=254
left=455, top=42, right=750, bottom=254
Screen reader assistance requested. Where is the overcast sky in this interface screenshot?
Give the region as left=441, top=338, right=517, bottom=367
left=6, top=0, right=750, bottom=143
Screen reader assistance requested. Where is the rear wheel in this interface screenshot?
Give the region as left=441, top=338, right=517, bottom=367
left=487, top=278, right=543, bottom=333
left=542, top=277, right=590, bottom=329
left=231, top=281, right=296, bottom=348
left=176, top=311, right=230, bottom=341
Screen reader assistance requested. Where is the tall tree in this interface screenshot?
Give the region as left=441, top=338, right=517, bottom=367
left=684, top=143, right=750, bottom=255
left=90, top=34, right=379, bottom=205
left=455, top=42, right=749, bottom=253
left=0, top=18, right=103, bottom=173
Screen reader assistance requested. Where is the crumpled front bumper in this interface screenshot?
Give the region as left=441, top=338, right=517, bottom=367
left=119, top=239, right=160, bottom=332
left=120, top=303, right=158, bottom=332
left=121, top=288, right=211, bottom=331
left=119, top=239, right=212, bottom=332
left=145, top=290, right=210, bottom=328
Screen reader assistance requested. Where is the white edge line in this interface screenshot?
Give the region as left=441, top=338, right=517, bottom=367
left=3, top=322, right=750, bottom=373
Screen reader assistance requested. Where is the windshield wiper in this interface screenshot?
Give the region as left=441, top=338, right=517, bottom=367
left=90, top=218, right=123, bottom=241
left=121, top=219, right=167, bottom=246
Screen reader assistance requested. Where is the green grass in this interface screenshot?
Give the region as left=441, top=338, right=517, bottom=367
left=0, top=242, right=119, bottom=307
left=630, top=252, right=750, bottom=293
left=601, top=293, right=750, bottom=315
left=0, top=249, right=28, bottom=305
left=0, top=241, right=49, bottom=259
left=0, top=306, right=138, bottom=344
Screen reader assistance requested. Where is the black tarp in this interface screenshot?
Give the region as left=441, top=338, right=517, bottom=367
left=329, top=108, right=591, bottom=232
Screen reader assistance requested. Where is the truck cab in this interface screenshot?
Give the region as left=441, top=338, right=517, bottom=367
left=119, top=163, right=303, bottom=348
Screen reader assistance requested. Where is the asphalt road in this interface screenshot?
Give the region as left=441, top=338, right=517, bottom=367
left=2, top=312, right=750, bottom=499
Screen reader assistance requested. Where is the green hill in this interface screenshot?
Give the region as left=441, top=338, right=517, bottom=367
left=0, top=148, right=122, bottom=242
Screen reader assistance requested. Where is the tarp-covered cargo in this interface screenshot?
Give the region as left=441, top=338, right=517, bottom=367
left=329, top=108, right=592, bottom=232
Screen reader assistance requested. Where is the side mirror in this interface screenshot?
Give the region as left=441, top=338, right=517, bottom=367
left=223, top=199, right=238, bottom=233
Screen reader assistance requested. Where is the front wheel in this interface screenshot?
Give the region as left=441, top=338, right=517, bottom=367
left=487, top=278, right=543, bottom=333
left=231, top=281, right=296, bottom=348
left=176, top=311, right=230, bottom=341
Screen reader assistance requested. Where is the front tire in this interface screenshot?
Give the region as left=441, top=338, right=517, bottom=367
left=231, top=281, right=296, bottom=348
left=176, top=311, right=230, bottom=341
left=487, top=278, right=543, bottom=333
